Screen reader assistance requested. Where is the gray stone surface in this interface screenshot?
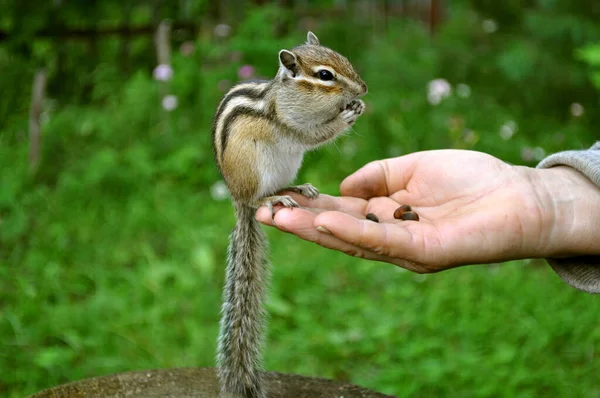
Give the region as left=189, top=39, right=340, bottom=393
left=28, top=368, right=396, bottom=398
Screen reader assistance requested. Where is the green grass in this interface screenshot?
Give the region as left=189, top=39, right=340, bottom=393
left=2, top=168, right=599, bottom=397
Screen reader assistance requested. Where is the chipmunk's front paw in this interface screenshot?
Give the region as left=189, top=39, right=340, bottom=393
left=341, top=99, right=365, bottom=125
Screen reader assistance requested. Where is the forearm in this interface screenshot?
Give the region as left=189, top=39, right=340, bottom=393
left=534, top=141, right=600, bottom=293
left=532, top=166, right=600, bottom=257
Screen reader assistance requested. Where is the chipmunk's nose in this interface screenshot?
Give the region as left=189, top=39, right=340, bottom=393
left=353, top=79, right=367, bottom=96
left=349, top=79, right=367, bottom=97
left=359, top=82, right=368, bottom=96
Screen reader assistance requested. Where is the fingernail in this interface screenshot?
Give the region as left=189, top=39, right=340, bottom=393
left=316, top=226, right=332, bottom=234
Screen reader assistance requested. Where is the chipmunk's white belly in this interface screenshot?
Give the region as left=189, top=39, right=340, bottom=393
left=256, top=138, right=306, bottom=198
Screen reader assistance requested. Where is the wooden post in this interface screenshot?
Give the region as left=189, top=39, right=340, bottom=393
left=154, top=20, right=172, bottom=133
left=29, top=69, right=47, bottom=173
left=429, top=0, right=444, bottom=36
left=155, top=20, right=172, bottom=68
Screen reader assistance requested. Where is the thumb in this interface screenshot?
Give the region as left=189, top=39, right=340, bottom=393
left=340, top=160, right=391, bottom=199
left=341, top=154, right=424, bottom=199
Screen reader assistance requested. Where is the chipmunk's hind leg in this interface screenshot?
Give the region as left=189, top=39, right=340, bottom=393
left=278, top=183, right=319, bottom=199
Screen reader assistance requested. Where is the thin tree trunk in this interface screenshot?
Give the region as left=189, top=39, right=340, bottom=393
left=429, top=0, right=444, bottom=35
left=29, top=69, right=47, bottom=173
left=155, top=20, right=172, bottom=133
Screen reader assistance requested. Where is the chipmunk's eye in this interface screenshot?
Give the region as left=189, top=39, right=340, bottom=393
left=318, top=70, right=334, bottom=81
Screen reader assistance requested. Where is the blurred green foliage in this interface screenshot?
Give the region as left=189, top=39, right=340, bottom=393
left=578, top=43, right=600, bottom=89
left=1, top=1, right=599, bottom=397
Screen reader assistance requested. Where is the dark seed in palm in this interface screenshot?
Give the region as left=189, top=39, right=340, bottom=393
left=400, top=211, right=420, bottom=221
left=393, top=205, right=412, bottom=219
left=366, top=213, right=379, bottom=223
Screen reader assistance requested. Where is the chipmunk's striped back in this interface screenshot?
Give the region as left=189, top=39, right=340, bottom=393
left=212, top=80, right=273, bottom=169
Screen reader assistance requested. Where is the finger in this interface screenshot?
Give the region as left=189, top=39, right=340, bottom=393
left=256, top=205, right=329, bottom=226
left=257, top=203, right=369, bottom=228
left=257, top=193, right=370, bottom=217
left=313, top=210, right=431, bottom=265
left=340, top=154, right=423, bottom=199
left=266, top=207, right=375, bottom=256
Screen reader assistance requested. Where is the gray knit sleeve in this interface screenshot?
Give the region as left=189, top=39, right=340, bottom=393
left=536, top=141, right=600, bottom=294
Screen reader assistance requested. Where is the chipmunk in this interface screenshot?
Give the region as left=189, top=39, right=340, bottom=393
left=212, top=31, right=367, bottom=398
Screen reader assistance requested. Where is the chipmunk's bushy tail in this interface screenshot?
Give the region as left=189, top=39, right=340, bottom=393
left=217, top=203, right=269, bottom=398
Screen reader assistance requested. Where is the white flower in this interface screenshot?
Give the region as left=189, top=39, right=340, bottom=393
left=162, top=95, right=178, bottom=112
left=456, top=83, right=471, bottom=98
left=214, top=24, right=232, bottom=38
left=532, top=146, right=546, bottom=161
left=521, top=146, right=545, bottom=162
left=570, top=103, right=584, bottom=117
left=153, top=64, right=173, bottom=82
left=427, top=78, right=452, bottom=105
left=211, top=180, right=230, bottom=201
left=482, top=19, right=498, bottom=34
left=499, top=120, right=518, bottom=140
left=238, top=65, right=255, bottom=80
left=521, top=147, right=534, bottom=162
left=463, top=129, right=477, bottom=144
left=180, top=41, right=195, bottom=57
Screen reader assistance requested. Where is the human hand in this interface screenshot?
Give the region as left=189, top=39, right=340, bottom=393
left=256, top=150, right=600, bottom=273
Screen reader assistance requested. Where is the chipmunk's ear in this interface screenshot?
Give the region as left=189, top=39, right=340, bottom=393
left=306, top=31, right=320, bottom=46
left=278, top=50, right=298, bottom=77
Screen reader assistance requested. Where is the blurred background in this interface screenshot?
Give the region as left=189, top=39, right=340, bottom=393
left=1, top=0, right=600, bottom=397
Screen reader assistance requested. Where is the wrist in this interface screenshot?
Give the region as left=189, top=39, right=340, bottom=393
left=529, top=166, right=600, bottom=257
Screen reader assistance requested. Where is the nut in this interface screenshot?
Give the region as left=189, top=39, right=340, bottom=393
left=365, top=213, right=379, bottom=223
left=400, top=211, right=420, bottom=221
left=393, top=205, right=412, bottom=219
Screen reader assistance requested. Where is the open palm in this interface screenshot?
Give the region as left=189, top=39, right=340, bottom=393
left=256, top=150, right=554, bottom=273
